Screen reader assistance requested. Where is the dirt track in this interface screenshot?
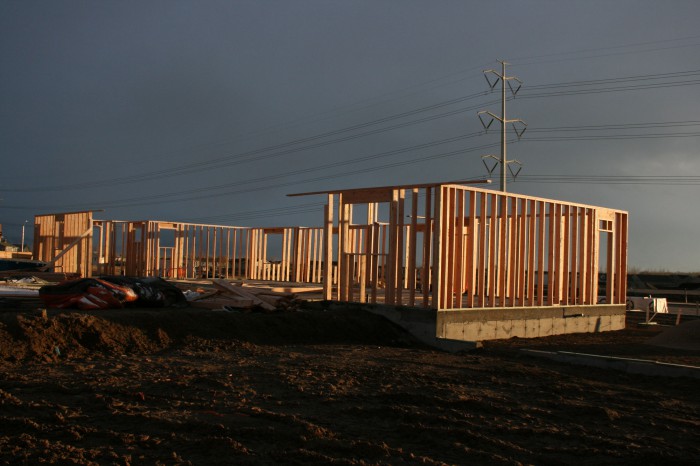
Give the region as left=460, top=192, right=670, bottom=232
left=0, top=308, right=699, bottom=465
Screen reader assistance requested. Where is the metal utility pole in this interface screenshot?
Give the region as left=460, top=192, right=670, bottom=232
left=21, top=220, right=27, bottom=252
left=478, top=61, right=527, bottom=192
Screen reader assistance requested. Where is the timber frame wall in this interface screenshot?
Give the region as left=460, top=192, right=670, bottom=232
left=293, top=182, right=628, bottom=310
left=91, top=222, right=325, bottom=282
left=34, top=211, right=95, bottom=277
left=33, top=182, right=627, bottom=311
left=34, top=213, right=324, bottom=284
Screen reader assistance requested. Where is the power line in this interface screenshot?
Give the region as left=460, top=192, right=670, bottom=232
left=4, top=118, right=700, bottom=210
left=521, top=78, right=700, bottom=99
left=0, top=97, right=498, bottom=193
left=516, top=175, right=700, bottom=185
left=524, top=132, right=700, bottom=141
left=5, top=67, right=700, bottom=194
left=0, top=144, right=502, bottom=211
left=510, top=36, right=700, bottom=67
left=526, top=69, right=700, bottom=90
left=3, top=68, right=698, bottom=195
left=530, top=120, right=700, bottom=132
left=3, top=116, right=700, bottom=211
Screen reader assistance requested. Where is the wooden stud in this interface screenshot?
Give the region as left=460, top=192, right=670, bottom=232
left=487, top=194, right=497, bottom=307
left=453, top=190, right=465, bottom=309
left=517, top=199, right=527, bottom=306
left=396, top=189, right=405, bottom=305
left=431, top=186, right=443, bottom=309
left=508, top=197, right=518, bottom=307
left=546, top=203, right=555, bottom=306
left=477, top=192, right=487, bottom=307
left=536, top=201, right=545, bottom=306
left=618, top=213, right=628, bottom=304
left=527, top=199, right=536, bottom=305
left=408, top=189, right=419, bottom=306
left=422, top=187, right=433, bottom=308
left=570, top=207, right=579, bottom=304
left=443, top=188, right=455, bottom=309
left=323, top=195, right=334, bottom=300
left=371, top=222, right=380, bottom=304
left=465, top=191, right=476, bottom=308
left=562, top=206, right=571, bottom=305
left=497, top=195, right=508, bottom=307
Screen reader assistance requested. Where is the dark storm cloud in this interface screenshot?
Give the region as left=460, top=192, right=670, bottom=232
left=1, top=0, right=700, bottom=270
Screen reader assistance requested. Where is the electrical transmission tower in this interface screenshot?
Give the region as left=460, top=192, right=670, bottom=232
left=478, top=61, right=527, bottom=192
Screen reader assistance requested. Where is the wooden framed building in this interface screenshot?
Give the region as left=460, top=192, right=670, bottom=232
left=292, top=181, right=628, bottom=341
left=291, top=182, right=628, bottom=310
left=32, top=181, right=628, bottom=341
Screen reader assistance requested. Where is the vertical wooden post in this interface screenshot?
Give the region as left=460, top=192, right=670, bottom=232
left=553, top=204, right=562, bottom=304
left=606, top=226, right=615, bottom=305
left=371, top=222, right=380, bottom=304
left=422, top=188, right=433, bottom=307
left=431, top=187, right=443, bottom=309
left=570, top=207, right=579, bottom=304
left=618, top=213, right=628, bottom=305
left=477, top=192, right=487, bottom=308
left=562, top=205, right=570, bottom=305
left=396, top=189, right=405, bottom=306
left=537, top=201, right=546, bottom=306
left=342, top=202, right=352, bottom=302
left=466, top=191, right=476, bottom=308
left=527, top=199, right=536, bottom=305
left=454, top=190, right=465, bottom=309
left=442, top=188, right=454, bottom=309
left=582, top=210, right=592, bottom=304
left=517, top=200, right=527, bottom=306
left=498, top=195, right=508, bottom=307
left=547, top=203, right=555, bottom=305
left=387, top=190, right=399, bottom=305
left=590, top=211, right=600, bottom=303
left=323, top=195, right=334, bottom=300
left=488, top=194, right=498, bottom=307
left=408, top=189, right=419, bottom=306
left=578, top=209, right=587, bottom=304
left=508, top=197, right=518, bottom=306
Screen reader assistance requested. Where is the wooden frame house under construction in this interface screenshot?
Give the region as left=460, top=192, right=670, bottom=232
left=32, top=181, right=628, bottom=342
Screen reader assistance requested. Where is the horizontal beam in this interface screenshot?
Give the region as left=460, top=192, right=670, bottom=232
left=287, top=179, right=492, bottom=197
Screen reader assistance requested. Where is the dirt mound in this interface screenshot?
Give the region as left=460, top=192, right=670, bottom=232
left=0, top=308, right=418, bottom=363
left=647, top=320, right=700, bottom=351
left=0, top=312, right=165, bottom=362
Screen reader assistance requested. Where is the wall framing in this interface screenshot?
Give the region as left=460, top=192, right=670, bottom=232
left=33, top=182, right=628, bottom=314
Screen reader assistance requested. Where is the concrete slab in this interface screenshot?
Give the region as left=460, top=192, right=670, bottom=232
left=437, top=305, right=626, bottom=342
left=496, top=319, right=513, bottom=340
left=318, top=301, right=625, bottom=346
left=525, top=318, right=539, bottom=338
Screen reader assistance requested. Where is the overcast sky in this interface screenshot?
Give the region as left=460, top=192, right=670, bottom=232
left=1, top=0, right=699, bottom=272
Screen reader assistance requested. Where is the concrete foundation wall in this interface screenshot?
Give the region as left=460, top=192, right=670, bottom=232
left=437, top=305, right=626, bottom=342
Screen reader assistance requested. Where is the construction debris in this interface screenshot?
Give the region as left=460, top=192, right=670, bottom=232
left=185, top=279, right=302, bottom=313
left=38, top=277, right=188, bottom=310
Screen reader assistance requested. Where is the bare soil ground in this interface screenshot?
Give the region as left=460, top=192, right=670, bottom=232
left=0, top=307, right=699, bottom=465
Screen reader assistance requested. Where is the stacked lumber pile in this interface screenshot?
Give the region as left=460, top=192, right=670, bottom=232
left=187, top=279, right=301, bottom=313
left=0, top=271, right=80, bottom=281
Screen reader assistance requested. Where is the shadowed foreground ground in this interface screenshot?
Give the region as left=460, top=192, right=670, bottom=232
left=0, top=308, right=698, bottom=465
